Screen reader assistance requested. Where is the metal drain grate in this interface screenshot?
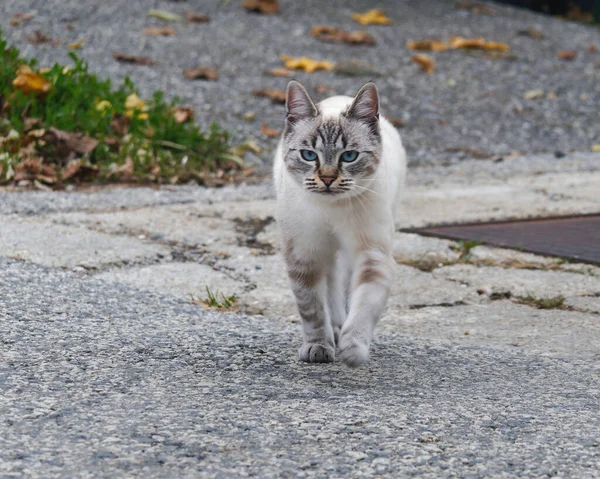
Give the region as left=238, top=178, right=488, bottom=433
left=404, top=215, right=600, bottom=266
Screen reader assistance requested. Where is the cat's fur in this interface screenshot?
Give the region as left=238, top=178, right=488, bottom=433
left=273, top=81, right=406, bottom=367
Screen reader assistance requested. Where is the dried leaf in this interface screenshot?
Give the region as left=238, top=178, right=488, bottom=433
left=450, top=36, right=509, bottom=51
left=23, top=118, right=41, bottom=131
left=113, top=52, right=155, bottom=65
left=28, top=30, right=53, bottom=45
left=60, top=160, right=99, bottom=181
left=557, top=50, right=576, bottom=60
left=352, top=9, right=392, bottom=25
left=407, top=39, right=450, bottom=52
left=592, top=144, right=600, bottom=152
left=523, top=89, right=544, bottom=100
left=172, top=106, right=194, bottom=123
left=61, top=159, right=81, bottom=180
left=142, top=27, right=177, bottom=36
left=13, top=65, right=51, bottom=94
left=517, top=27, right=545, bottom=40
left=10, top=12, right=34, bottom=27
left=183, top=67, right=219, bottom=80
left=186, top=12, right=210, bottom=22
left=280, top=54, right=334, bottom=73
left=268, top=67, right=291, bottom=77
left=412, top=54, right=435, bottom=74
left=45, top=127, right=99, bottom=155
left=242, top=111, right=256, bottom=121
left=13, top=158, right=56, bottom=184
left=68, top=39, right=84, bottom=50
left=589, top=43, right=598, bottom=53
left=110, top=114, right=130, bottom=136
left=241, top=0, right=280, bottom=14
left=310, top=26, right=376, bottom=46
left=455, top=1, right=496, bottom=14
left=333, top=60, right=379, bottom=77
left=147, top=9, right=183, bottom=21
left=260, top=122, right=280, bottom=138
left=116, top=157, right=135, bottom=180
left=446, top=146, right=491, bottom=158
left=387, top=117, right=405, bottom=128
left=252, top=88, right=286, bottom=104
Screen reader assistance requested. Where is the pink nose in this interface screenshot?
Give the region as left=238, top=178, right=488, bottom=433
left=320, top=175, right=337, bottom=187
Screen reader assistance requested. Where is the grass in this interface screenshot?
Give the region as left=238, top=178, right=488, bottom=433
left=191, top=286, right=238, bottom=311
left=516, top=294, right=567, bottom=310
left=450, top=240, right=482, bottom=261
left=0, top=29, right=240, bottom=188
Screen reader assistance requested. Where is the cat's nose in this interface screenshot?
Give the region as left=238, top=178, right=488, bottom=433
left=319, top=175, right=338, bottom=187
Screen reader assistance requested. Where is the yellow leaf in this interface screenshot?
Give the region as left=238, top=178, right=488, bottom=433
left=450, top=36, right=509, bottom=51
left=352, top=9, right=392, bottom=25
left=412, top=54, right=435, bottom=74
left=523, top=89, right=544, bottom=100
left=280, top=54, right=334, bottom=73
left=125, top=93, right=146, bottom=111
left=12, top=65, right=51, bottom=94
left=95, top=100, right=112, bottom=112
left=407, top=39, right=450, bottom=52
left=68, top=39, right=84, bottom=50
left=592, top=144, right=600, bottom=152
left=147, top=9, right=183, bottom=21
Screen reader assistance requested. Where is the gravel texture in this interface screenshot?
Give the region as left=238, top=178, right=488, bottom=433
left=1, top=0, right=599, bottom=167
left=2, top=258, right=600, bottom=478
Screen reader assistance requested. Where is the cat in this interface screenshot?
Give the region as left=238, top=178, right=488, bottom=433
left=273, top=80, right=407, bottom=367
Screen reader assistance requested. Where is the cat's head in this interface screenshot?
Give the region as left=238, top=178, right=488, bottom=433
left=281, top=80, right=381, bottom=197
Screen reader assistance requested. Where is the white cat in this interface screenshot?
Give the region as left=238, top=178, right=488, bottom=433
left=273, top=81, right=407, bottom=367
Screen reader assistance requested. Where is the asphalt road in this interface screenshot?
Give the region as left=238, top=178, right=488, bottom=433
left=2, top=257, right=600, bottom=477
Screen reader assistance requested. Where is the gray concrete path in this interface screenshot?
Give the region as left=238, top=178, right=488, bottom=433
left=2, top=154, right=600, bottom=477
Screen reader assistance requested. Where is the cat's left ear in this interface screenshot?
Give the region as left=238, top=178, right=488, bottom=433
left=347, top=82, right=379, bottom=123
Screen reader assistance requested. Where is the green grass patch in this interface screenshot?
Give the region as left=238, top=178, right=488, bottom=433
left=516, top=294, right=567, bottom=310
left=191, top=286, right=238, bottom=311
left=0, top=29, right=241, bottom=188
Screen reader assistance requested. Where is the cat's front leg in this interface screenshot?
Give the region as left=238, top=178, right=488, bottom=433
left=284, top=237, right=336, bottom=363
left=338, top=247, right=393, bottom=367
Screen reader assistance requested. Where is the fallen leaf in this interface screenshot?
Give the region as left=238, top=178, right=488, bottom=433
left=407, top=39, right=450, bottom=52
left=252, top=88, right=286, bottom=104
left=61, top=159, right=81, bottom=180
left=116, top=157, right=135, bottom=180
left=592, top=144, right=600, bottom=152
left=557, top=50, right=576, bottom=60
left=446, top=146, right=491, bottom=158
left=44, top=128, right=99, bottom=155
left=113, top=52, right=155, bottom=65
left=589, top=43, right=598, bottom=53
left=241, top=0, right=280, bottom=14
left=268, top=67, right=291, bottom=77
left=260, top=122, right=280, bottom=137
left=10, top=12, right=34, bottom=26
left=13, top=65, right=51, bottom=94
left=281, top=54, right=334, bottom=73
left=183, top=67, right=219, bottom=80
left=517, top=27, right=545, bottom=40
left=23, top=117, right=42, bottom=131
left=450, top=36, right=509, bottom=51
left=242, top=111, right=256, bottom=121
left=352, top=9, right=392, bottom=25
left=334, top=60, right=379, bottom=77
left=310, top=26, right=376, bottom=45
left=455, top=1, right=496, bottom=14
left=233, top=140, right=262, bottom=156
left=412, top=54, right=435, bottom=74
left=142, top=27, right=177, bottom=36
left=68, top=39, right=84, bottom=49
left=60, top=160, right=99, bottom=181
left=28, top=30, right=53, bottom=45
left=523, top=89, right=544, bottom=100
left=110, top=114, right=130, bottom=136
left=186, top=12, right=210, bottom=22
left=566, top=4, right=595, bottom=24
left=13, top=158, right=56, bottom=184
left=387, top=117, right=405, bottom=128
left=172, top=106, right=194, bottom=123
left=147, top=9, right=183, bottom=21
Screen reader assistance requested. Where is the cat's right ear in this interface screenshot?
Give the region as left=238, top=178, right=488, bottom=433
left=286, top=81, right=318, bottom=125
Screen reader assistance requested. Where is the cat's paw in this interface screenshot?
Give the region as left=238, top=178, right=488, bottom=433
left=338, top=332, right=370, bottom=368
left=299, top=343, right=335, bottom=363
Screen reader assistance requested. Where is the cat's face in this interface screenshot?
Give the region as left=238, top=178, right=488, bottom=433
left=281, top=81, right=381, bottom=197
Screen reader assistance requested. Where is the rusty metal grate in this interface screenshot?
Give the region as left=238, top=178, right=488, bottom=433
left=404, top=215, right=600, bottom=266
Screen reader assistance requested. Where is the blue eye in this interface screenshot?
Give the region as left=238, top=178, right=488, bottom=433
left=341, top=150, right=359, bottom=163
left=300, top=150, right=318, bottom=161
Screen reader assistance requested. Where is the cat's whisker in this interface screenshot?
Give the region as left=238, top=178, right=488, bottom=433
left=352, top=184, right=382, bottom=197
